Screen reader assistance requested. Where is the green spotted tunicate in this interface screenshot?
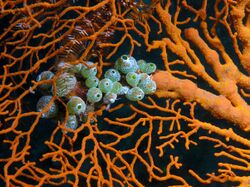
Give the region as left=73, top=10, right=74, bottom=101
left=126, top=72, right=140, bottom=87
left=80, top=61, right=97, bottom=78
left=111, top=81, right=123, bottom=94
left=85, top=76, right=99, bottom=88
left=55, top=72, right=77, bottom=97
left=143, top=62, right=156, bottom=74
left=36, top=95, right=58, bottom=118
left=55, top=61, right=82, bottom=74
left=115, top=55, right=138, bottom=74
left=139, top=73, right=150, bottom=82
left=118, top=86, right=129, bottom=95
left=104, top=68, right=121, bottom=82
left=103, top=92, right=117, bottom=104
left=87, top=87, right=103, bottom=103
left=65, top=115, right=78, bottom=130
left=137, top=59, right=147, bottom=72
left=36, top=71, right=54, bottom=90
left=55, top=61, right=73, bottom=72
left=67, top=96, right=86, bottom=115
left=98, top=78, right=113, bottom=93
left=73, top=63, right=84, bottom=74
left=126, top=87, right=145, bottom=101
left=138, top=78, right=157, bottom=94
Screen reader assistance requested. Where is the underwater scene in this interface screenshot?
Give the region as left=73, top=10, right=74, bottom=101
left=0, top=0, right=250, bottom=186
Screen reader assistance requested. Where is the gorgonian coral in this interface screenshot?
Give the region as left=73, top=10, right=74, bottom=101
left=0, top=0, right=250, bottom=186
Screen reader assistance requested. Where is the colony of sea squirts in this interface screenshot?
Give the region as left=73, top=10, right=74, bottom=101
left=36, top=54, right=157, bottom=131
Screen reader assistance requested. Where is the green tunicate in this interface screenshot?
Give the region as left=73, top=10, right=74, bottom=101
left=65, top=115, right=78, bottom=130
left=55, top=61, right=82, bottom=74
left=55, top=61, right=72, bottom=72
left=126, top=72, right=140, bottom=87
left=36, top=71, right=54, bottom=90
left=115, top=55, right=138, bottom=74
left=55, top=73, right=77, bottom=97
left=137, top=59, right=147, bottom=72
left=103, top=92, right=117, bottom=104
left=85, top=76, right=99, bottom=88
left=111, top=82, right=123, bottom=94
left=118, top=86, right=129, bottom=95
left=36, top=95, right=58, bottom=119
left=142, top=62, right=156, bottom=74
left=98, top=78, right=113, bottom=93
left=73, top=63, right=83, bottom=74
left=138, top=78, right=157, bottom=94
left=67, top=96, right=86, bottom=115
left=126, top=87, right=145, bottom=101
left=104, top=68, right=121, bottom=82
left=139, top=73, right=150, bottom=82
left=80, top=61, right=97, bottom=78
left=87, top=87, right=103, bottom=103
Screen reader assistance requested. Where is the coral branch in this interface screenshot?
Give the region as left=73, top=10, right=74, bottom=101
left=0, top=0, right=249, bottom=186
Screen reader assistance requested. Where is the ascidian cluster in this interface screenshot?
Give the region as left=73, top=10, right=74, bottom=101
left=35, top=54, right=157, bottom=131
